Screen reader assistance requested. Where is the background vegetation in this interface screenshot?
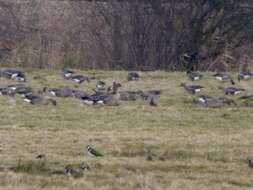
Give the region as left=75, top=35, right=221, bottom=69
left=1, top=0, right=253, bottom=71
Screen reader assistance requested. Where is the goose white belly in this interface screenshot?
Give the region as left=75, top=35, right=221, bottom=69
left=24, top=98, right=31, bottom=103
left=195, top=89, right=201, bottom=92
left=216, top=76, right=223, bottom=81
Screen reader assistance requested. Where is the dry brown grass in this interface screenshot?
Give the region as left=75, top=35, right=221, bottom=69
left=0, top=70, right=253, bottom=190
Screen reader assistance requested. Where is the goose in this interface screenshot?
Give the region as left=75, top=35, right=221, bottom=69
left=239, top=95, right=253, bottom=101
left=62, top=68, right=74, bottom=79
left=187, top=71, right=202, bottom=81
left=7, top=84, right=32, bottom=97
left=248, top=159, right=253, bottom=168
left=119, top=90, right=143, bottom=101
left=147, top=94, right=159, bottom=106
left=86, top=145, right=103, bottom=157
left=141, top=90, right=161, bottom=100
left=0, top=87, right=15, bottom=97
left=23, top=93, right=57, bottom=106
left=218, top=97, right=237, bottom=106
left=72, top=89, right=87, bottom=99
left=195, top=95, right=216, bottom=104
left=96, top=80, right=106, bottom=90
left=44, top=87, right=74, bottom=98
left=0, top=69, right=26, bottom=82
left=218, top=86, right=245, bottom=95
left=82, top=82, right=122, bottom=106
left=128, top=71, right=140, bottom=81
left=238, top=72, right=253, bottom=81
left=213, top=73, right=235, bottom=85
left=70, top=75, right=90, bottom=84
left=180, top=83, right=204, bottom=94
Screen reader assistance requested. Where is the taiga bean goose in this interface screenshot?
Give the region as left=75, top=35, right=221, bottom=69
left=23, top=93, right=57, bottom=106
left=128, top=71, right=140, bottom=81
left=187, top=71, right=202, bottom=81
left=180, top=83, right=204, bottom=94
left=213, top=73, right=235, bottom=85
left=240, top=95, right=253, bottom=100
left=119, top=90, right=143, bottom=101
left=218, top=86, right=245, bottom=95
left=43, top=87, right=74, bottom=98
left=238, top=72, right=253, bottom=81
left=70, top=75, right=90, bottom=84
left=218, top=97, right=237, bottom=106
left=62, top=68, right=74, bottom=79
left=195, top=95, right=216, bottom=104
left=0, top=68, right=26, bottom=82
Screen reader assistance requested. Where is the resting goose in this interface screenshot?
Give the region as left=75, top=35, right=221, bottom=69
left=180, top=83, right=204, bottom=94
left=187, top=71, right=202, bottom=81
left=23, top=93, right=57, bottom=106
left=195, top=95, right=216, bottom=104
left=62, top=68, right=74, bottom=79
left=82, top=82, right=122, bottom=106
left=218, top=97, right=237, bottom=106
left=240, top=95, right=253, bottom=101
left=119, top=90, right=143, bottom=101
left=238, top=72, right=253, bottom=81
left=72, top=89, right=87, bottom=99
left=70, top=75, right=90, bottom=84
left=218, top=86, right=245, bottom=95
left=0, top=69, right=26, bottom=82
left=43, top=87, right=73, bottom=98
left=128, top=71, right=140, bottom=81
left=213, top=73, right=235, bottom=85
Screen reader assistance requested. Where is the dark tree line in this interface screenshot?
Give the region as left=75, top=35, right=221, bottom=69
left=0, top=0, right=253, bottom=71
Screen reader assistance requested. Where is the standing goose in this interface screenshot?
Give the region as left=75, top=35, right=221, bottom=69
left=218, top=86, right=245, bottom=95
left=187, top=71, right=202, bottom=81
left=128, top=71, right=140, bottom=81
left=180, top=83, right=204, bottom=94
left=86, top=145, right=103, bottom=157
left=238, top=72, right=253, bottom=81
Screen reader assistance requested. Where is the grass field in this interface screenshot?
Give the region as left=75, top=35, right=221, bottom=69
left=0, top=69, right=253, bottom=190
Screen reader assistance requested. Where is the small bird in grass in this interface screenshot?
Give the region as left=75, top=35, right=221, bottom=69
left=86, top=145, right=103, bottom=157
left=248, top=159, right=253, bottom=168
left=36, top=154, right=46, bottom=159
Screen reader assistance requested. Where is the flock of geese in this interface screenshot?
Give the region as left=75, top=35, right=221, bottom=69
left=0, top=68, right=253, bottom=108
left=0, top=68, right=160, bottom=107
left=181, top=71, right=253, bottom=108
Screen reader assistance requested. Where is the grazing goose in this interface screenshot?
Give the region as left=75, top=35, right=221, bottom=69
left=180, top=83, right=204, bottom=94
left=218, top=86, right=245, bottom=95
left=86, top=145, right=103, bottom=157
left=238, top=72, right=253, bottom=81
left=187, top=71, right=202, bottom=81
left=62, top=68, right=74, bottom=79
left=44, top=87, right=74, bottom=98
left=0, top=69, right=26, bottom=82
left=23, top=93, right=57, bottom=106
left=128, top=71, right=140, bottom=81
left=70, top=75, right=90, bottom=84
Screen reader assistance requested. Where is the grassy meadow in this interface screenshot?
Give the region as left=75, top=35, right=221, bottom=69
left=0, top=69, right=253, bottom=190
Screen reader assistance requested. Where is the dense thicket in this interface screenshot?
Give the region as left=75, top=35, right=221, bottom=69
left=0, top=0, right=253, bottom=71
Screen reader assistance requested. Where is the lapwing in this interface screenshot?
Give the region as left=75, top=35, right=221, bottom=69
left=128, top=71, right=140, bottom=81
left=180, top=83, right=204, bottom=94
left=86, top=145, right=103, bottom=157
